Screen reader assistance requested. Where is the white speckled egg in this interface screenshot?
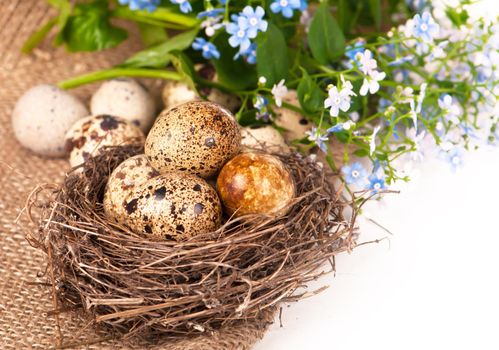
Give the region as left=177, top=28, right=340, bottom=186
left=90, top=79, right=156, bottom=132
left=123, top=172, right=222, bottom=240
left=241, top=125, right=289, bottom=153
left=65, top=115, right=145, bottom=167
left=274, top=90, right=312, bottom=141
left=12, top=84, right=89, bottom=157
left=162, top=80, right=199, bottom=109
left=103, top=155, right=160, bottom=223
left=145, top=101, right=241, bottom=178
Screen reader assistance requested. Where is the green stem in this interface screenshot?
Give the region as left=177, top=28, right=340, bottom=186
left=57, top=68, right=182, bottom=89
left=21, top=17, right=57, bottom=54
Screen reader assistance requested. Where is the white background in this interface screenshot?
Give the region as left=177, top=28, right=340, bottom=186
left=255, top=2, right=499, bottom=348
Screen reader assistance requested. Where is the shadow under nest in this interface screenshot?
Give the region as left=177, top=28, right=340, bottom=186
left=26, top=145, right=358, bottom=344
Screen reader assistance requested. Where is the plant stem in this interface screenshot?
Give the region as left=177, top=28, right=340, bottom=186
left=57, top=68, right=182, bottom=89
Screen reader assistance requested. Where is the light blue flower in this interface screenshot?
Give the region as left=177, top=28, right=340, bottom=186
left=119, top=0, right=160, bottom=12
left=197, top=8, right=224, bottom=19
left=327, top=121, right=355, bottom=133
left=299, top=0, right=308, bottom=10
left=388, top=55, right=414, bottom=66
left=270, top=0, right=301, bottom=18
left=170, top=0, right=192, bottom=14
left=412, top=12, right=439, bottom=42
left=234, top=43, right=257, bottom=64
left=254, top=95, right=270, bottom=121
left=192, top=38, right=220, bottom=60
left=444, top=147, right=464, bottom=172
left=240, top=6, right=268, bottom=38
left=226, top=15, right=252, bottom=52
left=367, top=174, right=386, bottom=193
left=306, top=127, right=329, bottom=153
left=342, top=162, right=368, bottom=186
left=345, top=40, right=365, bottom=61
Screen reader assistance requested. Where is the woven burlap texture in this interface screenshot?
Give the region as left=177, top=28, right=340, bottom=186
left=0, top=1, right=275, bottom=349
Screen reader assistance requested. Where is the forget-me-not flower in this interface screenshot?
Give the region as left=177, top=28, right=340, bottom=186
left=342, top=162, right=368, bottom=186
left=119, top=0, right=159, bottom=12
left=345, top=40, right=365, bottom=62
left=170, top=0, right=192, bottom=13
left=270, top=0, right=301, bottom=18
left=241, top=6, right=268, bottom=38
left=327, top=121, right=355, bottom=133
left=444, top=147, right=464, bottom=172
left=226, top=15, right=252, bottom=52
left=438, top=94, right=460, bottom=124
left=306, top=127, right=329, bottom=153
left=234, top=43, right=257, bottom=64
left=359, top=70, right=386, bottom=96
left=192, top=38, right=220, bottom=60
left=357, top=50, right=378, bottom=75
left=412, top=12, right=439, bottom=42
left=201, top=16, right=224, bottom=37
left=324, top=84, right=352, bottom=117
left=271, top=79, right=288, bottom=107
left=254, top=95, right=270, bottom=121
left=367, top=173, right=386, bottom=193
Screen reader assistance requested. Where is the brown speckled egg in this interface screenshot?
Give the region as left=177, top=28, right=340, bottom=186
left=123, top=172, right=222, bottom=240
left=65, top=115, right=145, bottom=167
left=145, top=101, right=241, bottom=178
left=103, top=155, right=160, bottom=223
left=216, top=152, right=295, bottom=217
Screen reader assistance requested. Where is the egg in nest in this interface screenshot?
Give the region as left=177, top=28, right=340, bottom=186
left=145, top=101, right=241, bottom=178
left=103, top=155, right=160, bottom=223
left=123, top=172, right=222, bottom=240
left=65, top=115, right=145, bottom=167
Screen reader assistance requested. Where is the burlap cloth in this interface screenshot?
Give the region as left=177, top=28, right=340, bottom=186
left=0, top=1, right=275, bottom=349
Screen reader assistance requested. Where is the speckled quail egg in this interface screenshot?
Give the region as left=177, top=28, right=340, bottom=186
left=103, top=155, right=160, bottom=223
left=217, top=152, right=296, bottom=217
left=65, top=115, right=145, bottom=167
left=162, top=64, right=240, bottom=112
left=12, top=84, right=89, bottom=157
left=123, top=172, right=222, bottom=240
left=274, top=90, right=312, bottom=142
left=145, top=101, right=241, bottom=178
left=90, top=79, right=156, bottom=132
left=241, top=125, right=289, bottom=153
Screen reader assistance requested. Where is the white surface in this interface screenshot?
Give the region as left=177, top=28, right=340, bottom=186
left=253, top=146, right=499, bottom=350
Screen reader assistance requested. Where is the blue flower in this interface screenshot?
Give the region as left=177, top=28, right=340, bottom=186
left=444, top=147, right=464, bottom=172
left=119, top=0, right=159, bottom=12
left=388, top=55, right=415, bottom=66
left=240, top=6, right=268, bottom=38
left=327, top=121, right=355, bottom=134
left=170, top=0, right=192, bottom=14
left=367, top=174, right=386, bottom=193
left=226, top=16, right=252, bottom=52
left=306, top=127, right=329, bottom=153
left=412, top=12, right=439, bottom=42
left=345, top=40, right=365, bottom=61
left=254, top=95, right=270, bottom=121
left=342, top=162, right=368, bottom=186
left=197, top=8, right=224, bottom=19
left=234, top=43, right=257, bottom=64
left=270, top=0, right=301, bottom=18
left=192, top=38, right=220, bottom=60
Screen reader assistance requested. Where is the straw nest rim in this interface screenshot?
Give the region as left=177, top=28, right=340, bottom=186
left=26, top=145, right=358, bottom=345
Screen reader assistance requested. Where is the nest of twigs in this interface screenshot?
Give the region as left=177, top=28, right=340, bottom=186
left=26, top=145, right=358, bottom=343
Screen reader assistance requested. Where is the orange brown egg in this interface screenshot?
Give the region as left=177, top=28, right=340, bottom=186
left=216, top=152, right=295, bottom=217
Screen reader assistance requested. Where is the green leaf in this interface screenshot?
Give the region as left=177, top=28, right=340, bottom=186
left=122, top=29, right=198, bottom=68
left=353, top=148, right=369, bottom=157
left=255, top=24, right=289, bottom=87
left=170, top=51, right=198, bottom=93
left=137, top=23, right=167, bottom=47
left=211, top=34, right=257, bottom=91
left=368, top=0, right=382, bottom=30
left=21, top=17, right=57, bottom=53
left=297, top=69, right=325, bottom=113
left=47, top=0, right=71, bottom=46
left=308, top=2, right=345, bottom=64
left=62, top=1, right=127, bottom=52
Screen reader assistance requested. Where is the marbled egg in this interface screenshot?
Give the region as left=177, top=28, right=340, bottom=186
left=241, top=125, right=289, bottom=153
left=145, top=101, right=241, bottom=178
left=65, top=115, right=145, bottom=167
left=90, top=79, right=156, bottom=132
left=274, top=90, right=312, bottom=141
left=103, top=155, right=160, bottom=223
left=123, top=172, right=222, bottom=240
left=12, top=84, right=88, bottom=157
left=216, top=152, right=295, bottom=217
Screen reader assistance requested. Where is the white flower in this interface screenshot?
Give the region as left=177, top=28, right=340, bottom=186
left=324, top=84, right=352, bottom=117
left=343, top=120, right=355, bottom=130
left=258, top=76, right=267, bottom=85
left=406, top=128, right=426, bottom=162
left=416, top=83, right=427, bottom=113
left=369, top=125, right=381, bottom=156
left=409, top=99, right=418, bottom=132
left=359, top=70, right=386, bottom=96
left=356, top=49, right=378, bottom=74
left=438, top=94, right=460, bottom=124
left=271, top=79, right=288, bottom=107
left=340, top=74, right=356, bottom=96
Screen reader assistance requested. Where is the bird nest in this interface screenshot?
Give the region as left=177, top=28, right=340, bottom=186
left=26, top=145, right=358, bottom=345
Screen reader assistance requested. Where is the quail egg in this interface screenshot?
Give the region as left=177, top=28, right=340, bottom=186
left=241, top=125, right=289, bottom=153
left=90, top=79, right=156, bottom=132
left=216, top=152, right=295, bottom=217
left=65, top=115, right=145, bottom=167
left=145, top=101, right=241, bottom=178
left=12, top=84, right=89, bottom=157
left=123, top=172, right=222, bottom=240
left=103, top=155, right=160, bottom=223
